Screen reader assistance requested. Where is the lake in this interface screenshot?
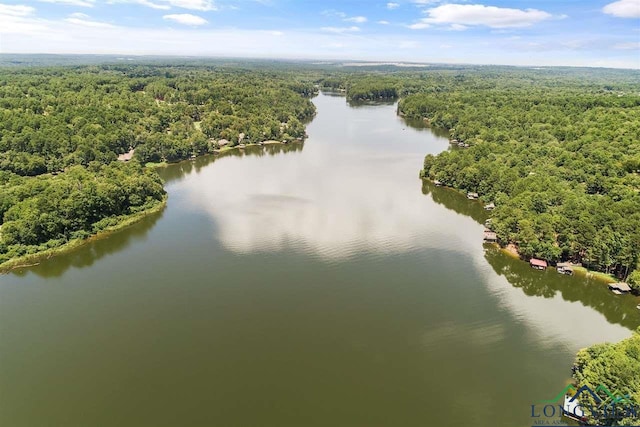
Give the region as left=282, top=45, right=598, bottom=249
left=1, top=92, right=638, bottom=427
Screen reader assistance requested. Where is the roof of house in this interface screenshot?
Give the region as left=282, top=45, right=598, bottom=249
left=529, top=258, right=548, bottom=268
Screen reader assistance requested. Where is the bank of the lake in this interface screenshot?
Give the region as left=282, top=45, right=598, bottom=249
left=422, top=177, right=636, bottom=305
left=418, top=146, right=635, bottom=287
left=0, top=195, right=167, bottom=274
left=1, top=93, right=638, bottom=427
left=146, top=139, right=304, bottom=170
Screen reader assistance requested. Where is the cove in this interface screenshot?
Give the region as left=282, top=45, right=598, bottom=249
left=1, top=92, right=638, bottom=427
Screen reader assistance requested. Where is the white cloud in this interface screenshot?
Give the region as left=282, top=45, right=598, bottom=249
left=323, top=10, right=367, bottom=24
left=109, top=0, right=216, bottom=11
left=614, top=41, right=640, bottom=49
left=0, top=3, right=48, bottom=34
left=449, top=23, right=467, bottom=31
left=39, top=0, right=95, bottom=7
left=0, top=4, right=35, bottom=16
left=130, top=0, right=171, bottom=9
left=106, top=0, right=169, bottom=9
left=321, top=26, right=360, bottom=33
left=386, top=2, right=399, bottom=10
left=344, top=15, right=367, bottom=23
left=377, top=20, right=390, bottom=25
left=65, top=13, right=115, bottom=27
left=163, top=13, right=208, bottom=25
left=407, top=22, right=430, bottom=29
left=421, top=4, right=553, bottom=28
left=603, top=0, right=640, bottom=18
left=165, top=0, right=215, bottom=10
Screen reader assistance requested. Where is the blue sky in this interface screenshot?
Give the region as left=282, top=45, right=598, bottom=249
left=0, top=0, right=638, bottom=68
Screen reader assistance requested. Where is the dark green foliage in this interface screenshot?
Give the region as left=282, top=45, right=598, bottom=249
left=0, top=161, right=165, bottom=263
left=573, top=329, right=640, bottom=426
left=347, top=77, right=400, bottom=102
left=0, top=66, right=316, bottom=168
left=629, top=271, right=640, bottom=291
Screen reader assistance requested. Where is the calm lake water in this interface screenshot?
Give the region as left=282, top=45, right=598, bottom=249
left=1, top=93, right=639, bottom=427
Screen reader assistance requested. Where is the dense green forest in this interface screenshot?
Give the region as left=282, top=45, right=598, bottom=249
left=573, top=329, right=640, bottom=426
left=398, top=72, right=640, bottom=281
left=1, top=60, right=639, bottom=280
left=0, top=64, right=316, bottom=267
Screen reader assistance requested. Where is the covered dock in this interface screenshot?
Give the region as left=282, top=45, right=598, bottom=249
left=483, top=231, right=497, bottom=243
left=609, top=282, right=631, bottom=294
left=529, top=258, right=548, bottom=270
left=556, top=262, right=574, bottom=275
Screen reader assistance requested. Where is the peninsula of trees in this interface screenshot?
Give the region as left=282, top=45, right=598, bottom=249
left=572, top=328, right=640, bottom=426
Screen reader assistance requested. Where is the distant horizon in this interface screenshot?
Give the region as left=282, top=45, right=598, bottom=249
left=1, top=1, right=638, bottom=69
left=2, top=52, right=640, bottom=71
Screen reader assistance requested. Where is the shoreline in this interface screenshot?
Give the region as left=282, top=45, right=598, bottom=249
left=496, top=246, right=618, bottom=284
left=424, top=178, right=623, bottom=288
left=0, top=195, right=167, bottom=274
left=146, top=139, right=303, bottom=169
